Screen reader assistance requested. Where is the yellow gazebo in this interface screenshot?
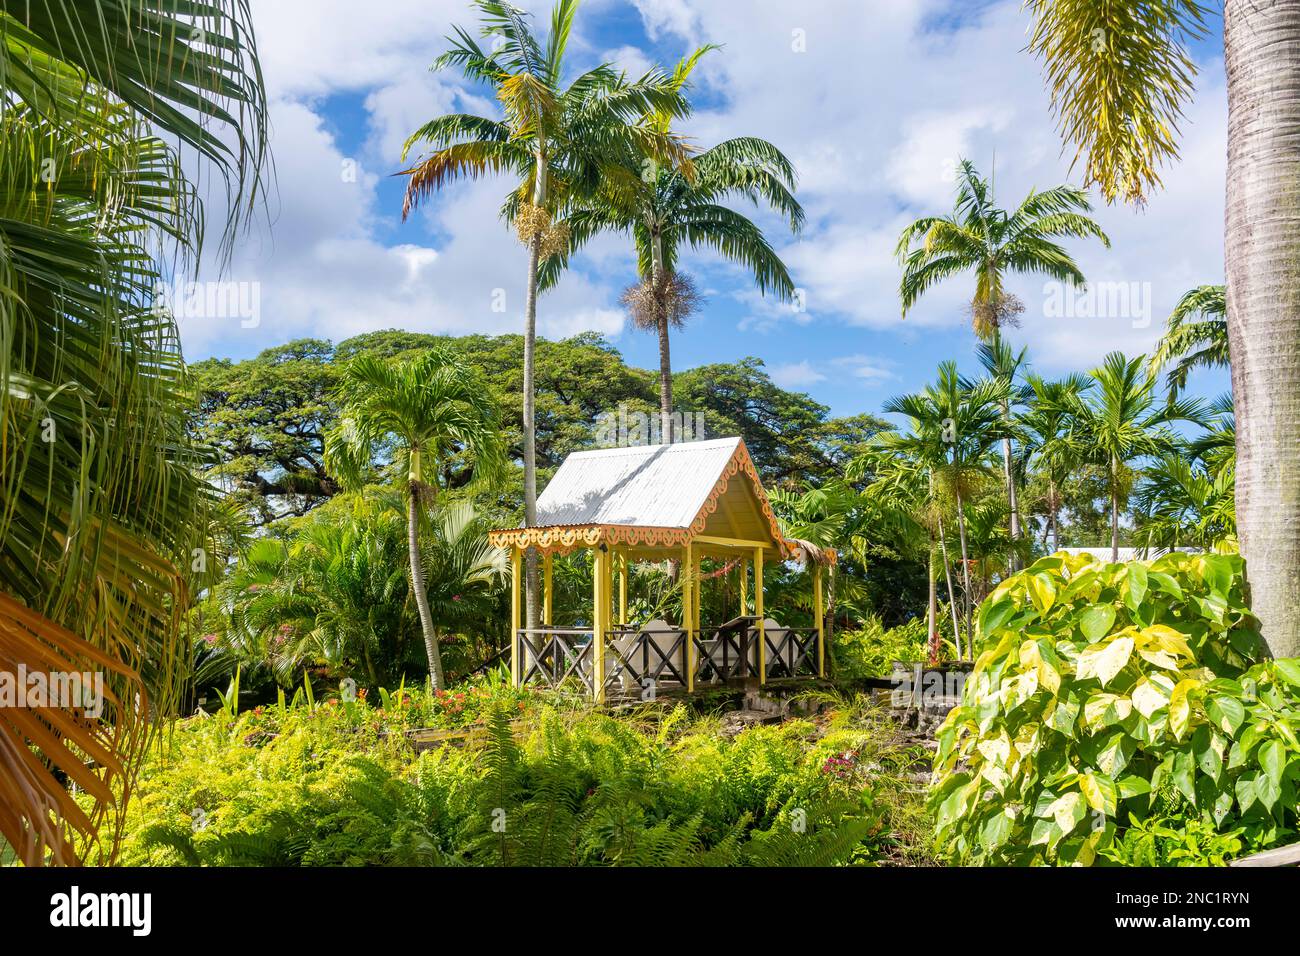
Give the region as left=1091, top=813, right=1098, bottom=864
left=488, top=437, right=833, bottom=702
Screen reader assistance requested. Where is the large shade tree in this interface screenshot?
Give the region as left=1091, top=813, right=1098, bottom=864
left=896, top=159, right=1109, bottom=554
left=398, top=0, right=690, bottom=627
left=1024, top=0, right=1300, bottom=656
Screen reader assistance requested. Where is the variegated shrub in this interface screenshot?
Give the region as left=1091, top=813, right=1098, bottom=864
left=930, top=551, right=1300, bottom=865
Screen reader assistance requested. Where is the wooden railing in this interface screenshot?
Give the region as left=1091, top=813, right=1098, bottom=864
left=694, top=620, right=820, bottom=685
left=604, top=627, right=688, bottom=697
left=516, top=628, right=595, bottom=693
left=516, top=621, right=820, bottom=698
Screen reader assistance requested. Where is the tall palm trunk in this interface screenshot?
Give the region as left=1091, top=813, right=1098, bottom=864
left=651, top=230, right=673, bottom=443
left=521, top=153, right=547, bottom=631
left=1110, top=456, right=1120, bottom=562
left=937, top=513, right=963, bottom=660
left=993, top=333, right=1022, bottom=568
left=1225, top=1, right=1300, bottom=657
left=408, top=486, right=444, bottom=690
left=1049, top=478, right=1061, bottom=552
left=656, top=314, right=673, bottom=442
left=952, top=473, right=975, bottom=648
left=1002, top=422, right=1021, bottom=565
left=926, top=473, right=938, bottom=662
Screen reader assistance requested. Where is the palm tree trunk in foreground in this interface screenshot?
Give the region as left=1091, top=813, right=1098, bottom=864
left=522, top=231, right=542, bottom=630
left=409, top=487, right=445, bottom=690
left=1225, top=0, right=1300, bottom=657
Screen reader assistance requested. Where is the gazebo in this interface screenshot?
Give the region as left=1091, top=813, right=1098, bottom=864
left=488, top=437, right=833, bottom=702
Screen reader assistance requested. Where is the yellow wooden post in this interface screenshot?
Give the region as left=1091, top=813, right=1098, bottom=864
left=683, top=543, right=695, bottom=692
left=618, top=550, right=628, bottom=625
left=739, top=557, right=749, bottom=616
left=694, top=552, right=702, bottom=633
left=543, top=551, right=553, bottom=625
left=510, top=547, right=522, bottom=687
left=593, top=547, right=606, bottom=704
left=754, top=547, right=766, bottom=685
left=814, top=563, right=825, bottom=678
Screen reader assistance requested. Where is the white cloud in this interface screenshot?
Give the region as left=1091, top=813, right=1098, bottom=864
left=186, top=0, right=1229, bottom=402
left=769, top=360, right=826, bottom=389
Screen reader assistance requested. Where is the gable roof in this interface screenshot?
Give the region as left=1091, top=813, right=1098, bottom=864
left=488, top=437, right=793, bottom=556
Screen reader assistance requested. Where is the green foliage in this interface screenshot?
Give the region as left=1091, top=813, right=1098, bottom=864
left=833, top=615, right=952, bottom=678
left=931, top=550, right=1300, bottom=865
left=112, top=685, right=927, bottom=866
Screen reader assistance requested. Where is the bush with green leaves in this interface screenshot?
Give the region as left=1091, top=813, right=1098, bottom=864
left=930, top=550, right=1300, bottom=865
left=832, top=612, right=955, bottom=678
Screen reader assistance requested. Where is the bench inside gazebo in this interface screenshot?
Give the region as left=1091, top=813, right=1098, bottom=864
left=488, top=437, right=832, bottom=702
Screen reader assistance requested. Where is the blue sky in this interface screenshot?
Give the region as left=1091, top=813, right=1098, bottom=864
left=189, top=0, right=1232, bottom=420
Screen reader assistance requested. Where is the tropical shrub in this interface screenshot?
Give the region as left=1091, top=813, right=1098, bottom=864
left=832, top=612, right=954, bottom=678
left=930, top=550, right=1300, bottom=865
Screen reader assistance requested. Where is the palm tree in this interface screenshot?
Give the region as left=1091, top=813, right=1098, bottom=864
left=543, top=48, right=805, bottom=441
left=976, top=339, right=1031, bottom=568
left=419, top=499, right=510, bottom=673
left=878, top=364, right=1006, bottom=651
left=1023, top=0, right=1300, bottom=657
left=896, top=159, right=1109, bottom=548
left=853, top=450, right=955, bottom=660
left=1133, top=454, right=1236, bottom=553
left=325, top=350, right=505, bottom=690
left=1067, top=353, right=1207, bottom=561
left=1021, top=373, right=1093, bottom=552
left=0, top=1, right=267, bottom=865
left=398, top=0, right=690, bottom=625
left=1149, top=284, right=1228, bottom=397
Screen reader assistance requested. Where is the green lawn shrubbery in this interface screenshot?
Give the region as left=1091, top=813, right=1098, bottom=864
left=112, top=684, right=931, bottom=866
left=931, top=551, right=1300, bottom=865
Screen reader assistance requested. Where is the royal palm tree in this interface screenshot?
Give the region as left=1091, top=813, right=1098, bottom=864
left=543, top=47, right=804, bottom=440
left=1066, top=353, right=1207, bottom=561
left=1149, top=284, right=1228, bottom=397
left=896, top=159, right=1109, bottom=548
left=325, top=350, right=505, bottom=690
left=398, top=0, right=690, bottom=625
left=1024, top=0, right=1300, bottom=656
left=0, top=1, right=267, bottom=865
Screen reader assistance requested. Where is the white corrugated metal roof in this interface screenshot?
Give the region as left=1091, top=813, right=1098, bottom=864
left=535, top=437, right=742, bottom=529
